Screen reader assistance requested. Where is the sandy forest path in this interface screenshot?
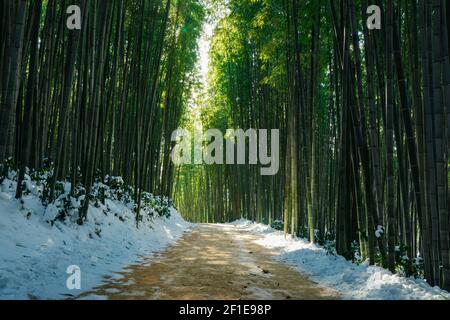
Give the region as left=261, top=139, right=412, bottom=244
left=79, top=224, right=339, bottom=300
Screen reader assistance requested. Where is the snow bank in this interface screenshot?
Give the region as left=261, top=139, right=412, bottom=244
left=229, top=220, right=450, bottom=300
left=0, top=177, right=191, bottom=300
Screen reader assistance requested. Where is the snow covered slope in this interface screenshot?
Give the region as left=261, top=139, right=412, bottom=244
left=0, top=175, right=191, bottom=300
left=229, top=220, right=450, bottom=300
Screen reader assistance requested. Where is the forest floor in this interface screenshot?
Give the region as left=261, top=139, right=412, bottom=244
left=78, top=224, right=338, bottom=300
left=77, top=221, right=450, bottom=300
left=1, top=169, right=449, bottom=300
left=0, top=175, right=191, bottom=300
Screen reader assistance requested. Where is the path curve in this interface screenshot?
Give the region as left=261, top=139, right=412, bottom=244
left=79, top=224, right=338, bottom=300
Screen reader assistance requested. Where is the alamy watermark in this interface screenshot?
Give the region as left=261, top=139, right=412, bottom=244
left=66, top=265, right=81, bottom=290
left=65, top=4, right=382, bottom=30
left=66, top=5, right=81, bottom=30
left=171, top=129, right=280, bottom=176
left=367, top=5, right=381, bottom=30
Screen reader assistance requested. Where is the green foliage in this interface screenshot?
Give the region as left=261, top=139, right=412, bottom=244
left=103, top=176, right=134, bottom=205
left=54, top=189, right=78, bottom=223
left=412, top=256, right=425, bottom=279
left=395, top=244, right=411, bottom=276
left=29, top=167, right=51, bottom=187
left=298, top=226, right=308, bottom=239
left=271, top=219, right=284, bottom=231
left=142, top=192, right=173, bottom=218
left=394, top=244, right=423, bottom=278
left=41, top=180, right=64, bottom=207
left=0, top=157, right=14, bottom=184
left=351, top=241, right=362, bottom=264
left=374, top=251, right=386, bottom=269
left=321, top=232, right=337, bottom=256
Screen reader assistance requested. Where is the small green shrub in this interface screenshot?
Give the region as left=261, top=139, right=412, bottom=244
left=394, top=244, right=424, bottom=278
left=298, top=226, right=308, bottom=239
left=0, top=157, right=14, bottom=184
left=271, top=219, right=284, bottom=231
left=351, top=240, right=362, bottom=264
left=41, top=180, right=65, bottom=206
left=412, top=256, right=424, bottom=278
left=323, top=232, right=336, bottom=256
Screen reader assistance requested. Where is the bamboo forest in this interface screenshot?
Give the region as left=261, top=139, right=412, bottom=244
left=0, top=0, right=449, bottom=303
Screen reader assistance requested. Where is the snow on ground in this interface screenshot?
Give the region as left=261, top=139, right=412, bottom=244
left=0, top=176, right=191, bottom=300
left=229, top=219, right=450, bottom=300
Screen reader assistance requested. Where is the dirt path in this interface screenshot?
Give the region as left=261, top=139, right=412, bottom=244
left=78, top=224, right=339, bottom=300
